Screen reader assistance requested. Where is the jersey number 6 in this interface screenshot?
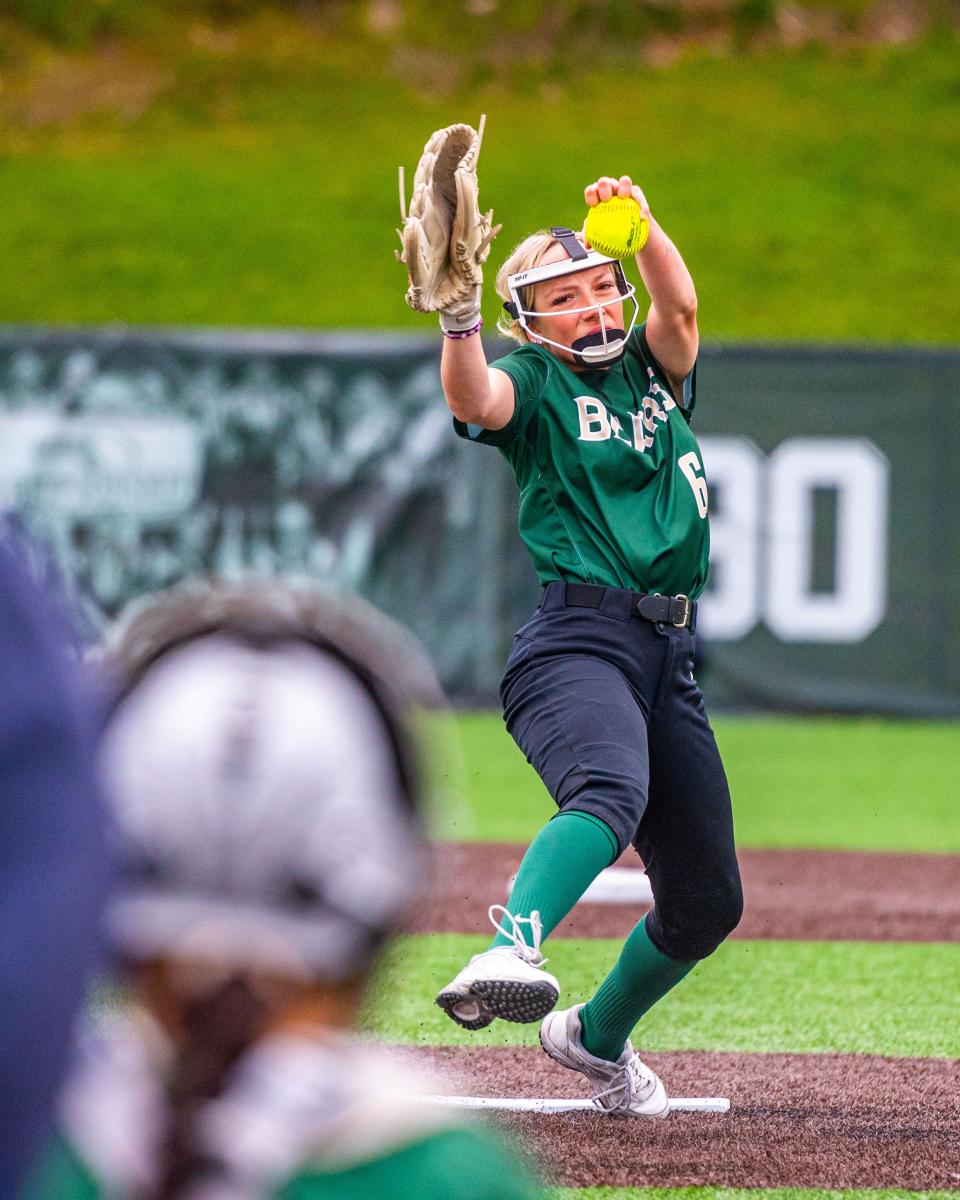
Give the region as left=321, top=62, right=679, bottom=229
left=678, top=452, right=709, bottom=518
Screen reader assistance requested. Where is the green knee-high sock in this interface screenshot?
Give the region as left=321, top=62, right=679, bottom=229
left=579, top=917, right=695, bottom=1062
left=490, top=810, right=618, bottom=951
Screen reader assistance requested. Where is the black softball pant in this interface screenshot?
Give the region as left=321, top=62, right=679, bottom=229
left=500, top=581, right=743, bottom=962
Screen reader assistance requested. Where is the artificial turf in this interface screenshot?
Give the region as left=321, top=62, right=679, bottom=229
left=446, top=712, right=960, bottom=853
left=363, top=934, right=960, bottom=1058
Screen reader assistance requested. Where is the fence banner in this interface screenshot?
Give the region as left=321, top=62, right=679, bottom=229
left=1, top=328, right=957, bottom=713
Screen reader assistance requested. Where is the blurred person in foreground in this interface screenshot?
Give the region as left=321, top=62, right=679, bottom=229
left=0, top=528, right=107, bottom=1200
left=24, top=582, right=541, bottom=1200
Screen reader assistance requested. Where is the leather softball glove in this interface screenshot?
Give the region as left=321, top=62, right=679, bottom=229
left=396, top=117, right=501, bottom=332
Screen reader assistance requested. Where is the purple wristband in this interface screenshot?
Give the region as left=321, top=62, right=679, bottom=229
left=442, top=318, right=483, bottom=340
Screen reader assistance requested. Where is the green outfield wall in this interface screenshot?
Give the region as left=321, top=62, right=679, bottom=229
left=1, top=327, right=957, bottom=714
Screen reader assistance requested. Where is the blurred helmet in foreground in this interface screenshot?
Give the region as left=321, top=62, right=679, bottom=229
left=96, top=582, right=439, bottom=984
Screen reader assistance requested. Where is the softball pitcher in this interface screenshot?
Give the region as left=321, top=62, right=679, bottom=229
left=399, top=123, right=743, bottom=1118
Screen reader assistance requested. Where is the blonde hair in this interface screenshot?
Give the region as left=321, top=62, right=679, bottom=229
left=494, top=230, right=560, bottom=344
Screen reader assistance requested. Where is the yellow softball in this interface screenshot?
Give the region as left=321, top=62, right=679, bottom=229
left=584, top=196, right=650, bottom=258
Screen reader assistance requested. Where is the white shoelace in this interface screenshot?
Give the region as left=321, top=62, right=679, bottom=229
left=487, top=904, right=548, bottom=965
left=591, top=1053, right=654, bottom=1113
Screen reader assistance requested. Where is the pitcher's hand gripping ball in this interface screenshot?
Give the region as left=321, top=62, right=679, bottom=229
left=396, top=116, right=502, bottom=320
left=584, top=196, right=650, bottom=258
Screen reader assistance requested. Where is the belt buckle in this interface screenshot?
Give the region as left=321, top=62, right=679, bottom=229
left=672, top=594, right=691, bottom=627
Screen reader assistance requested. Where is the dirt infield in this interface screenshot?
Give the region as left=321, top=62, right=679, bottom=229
left=395, top=1045, right=960, bottom=1189
left=405, top=843, right=959, bottom=1189
left=415, top=843, right=960, bottom=941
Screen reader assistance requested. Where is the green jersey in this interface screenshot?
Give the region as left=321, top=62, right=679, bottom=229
left=455, top=324, right=710, bottom=599
left=29, top=1127, right=533, bottom=1200
left=25, top=1012, right=540, bottom=1200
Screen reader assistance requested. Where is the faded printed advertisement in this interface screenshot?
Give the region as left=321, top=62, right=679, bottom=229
left=2, top=330, right=959, bottom=713
left=0, top=331, right=520, bottom=695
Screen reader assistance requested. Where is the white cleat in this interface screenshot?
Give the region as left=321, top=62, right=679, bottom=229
left=436, top=905, right=560, bottom=1030
left=539, top=1004, right=669, bottom=1118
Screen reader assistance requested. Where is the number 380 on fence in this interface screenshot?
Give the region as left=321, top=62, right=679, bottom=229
left=697, top=437, right=889, bottom=645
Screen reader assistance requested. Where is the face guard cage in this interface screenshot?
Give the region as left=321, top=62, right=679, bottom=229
left=504, top=241, right=640, bottom=366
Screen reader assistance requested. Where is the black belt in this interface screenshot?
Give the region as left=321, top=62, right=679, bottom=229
left=552, top=582, right=696, bottom=629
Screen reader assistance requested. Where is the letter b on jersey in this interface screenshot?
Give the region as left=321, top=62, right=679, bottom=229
left=575, top=397, right=611, bottom=441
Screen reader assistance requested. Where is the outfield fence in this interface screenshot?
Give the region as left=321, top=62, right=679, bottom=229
left=1, top=327, right=957, bottom=714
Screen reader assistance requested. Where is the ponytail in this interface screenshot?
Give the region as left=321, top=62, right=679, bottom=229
left=151, top=976, right=268, bottom=1200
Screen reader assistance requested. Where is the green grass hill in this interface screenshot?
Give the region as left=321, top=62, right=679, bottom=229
left=0, top=4, right=957, bottom=340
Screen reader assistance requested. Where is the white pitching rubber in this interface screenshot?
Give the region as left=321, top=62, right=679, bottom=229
left=507, top=866, right=654, bottom=906
left=421, top=1094, right=729, bottom=1114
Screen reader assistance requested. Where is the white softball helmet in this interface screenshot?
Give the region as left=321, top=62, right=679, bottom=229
left=97, top=583, right=435, bottom=983
left=504, top=226, right=640, bottom=366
